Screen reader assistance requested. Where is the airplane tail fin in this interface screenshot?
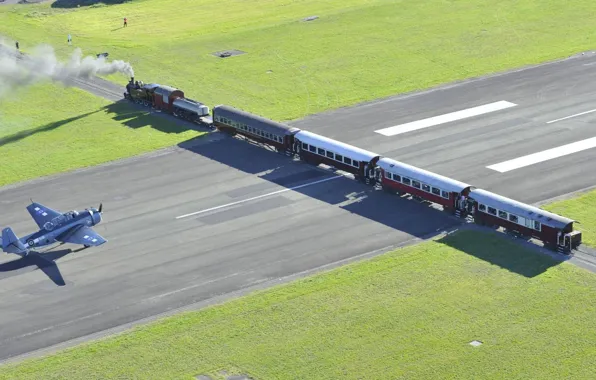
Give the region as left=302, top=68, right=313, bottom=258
left=2, top=227, right=28, bottom=256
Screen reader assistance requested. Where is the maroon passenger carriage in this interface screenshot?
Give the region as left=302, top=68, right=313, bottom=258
left=294, top=131, right=380, bottom=183
left=212, top=105, right=300, bottom=155
left=377, top=157, right=473, bottom=214
left=467, top=188, right=582, bottom=253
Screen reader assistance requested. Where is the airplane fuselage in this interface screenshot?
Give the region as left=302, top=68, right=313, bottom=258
left=19, top=210, right=100, bottom=250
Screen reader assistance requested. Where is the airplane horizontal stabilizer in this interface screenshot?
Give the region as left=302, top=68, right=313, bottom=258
left=2, top=227, right=28, bottom=256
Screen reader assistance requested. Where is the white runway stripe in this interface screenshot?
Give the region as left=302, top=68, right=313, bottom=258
left=375, top=100, right=517, bottom=136
left=487, top=136, right=596, bottom=173
left=176, top=175, right=343, bottom=219
left=546, top=108, right=596, bottom=124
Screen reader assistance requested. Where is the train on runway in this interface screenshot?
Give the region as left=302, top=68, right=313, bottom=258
left=123, top=78, right=583, bottom=253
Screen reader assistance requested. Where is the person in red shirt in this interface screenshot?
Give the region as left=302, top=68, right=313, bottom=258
left=123, top=17, right=128, bottom=27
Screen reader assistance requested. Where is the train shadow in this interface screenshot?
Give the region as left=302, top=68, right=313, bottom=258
left=177, top=134, right=566, bottom=276
left=0, top=110, right=100, bottom=148
left=436, top=228, right=562, bottom=278
left=0, top=248, right=73, bottom=286
left=102, top=100, right=210, bottom=135
left=178, top=135, right=458, bottom=241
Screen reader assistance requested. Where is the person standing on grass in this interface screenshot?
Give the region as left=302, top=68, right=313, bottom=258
left=68, top=34, right=72, bottom=45
left=15, top=41, right=19, bottom=50
left=123, top=17, right=128, bottom=27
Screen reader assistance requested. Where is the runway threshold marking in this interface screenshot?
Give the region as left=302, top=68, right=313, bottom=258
left=546, top=108, right=596, bottom=124
left=175, top=175, right=343, bottom=219
left=486, top=136, right=596, bottom=173
left=374, top=100, right=517, bottom=137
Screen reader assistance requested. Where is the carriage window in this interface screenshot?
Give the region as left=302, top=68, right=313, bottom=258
left=352, top=161, right=359, bottom=167
left=422, top=184, right=431, bottom=192
left=498, top=210, right=507, bottom=219
left=317, top=148, right=325, bottom=155
left=412, top=180, right=421, bottom=189
left=326, top=151, right=334, bottom=159
left=344, top=157, right=352, bottom=166
left=264, top=133, right=270, bottom=139
left=309, top=145, right=316, bottom=152
left=487, top=207, right=497, bottom=216
left=302, top=142, right=308, bottom=150
left=534, top=221, right=541, bottom=231
left=508, top=214, right=519, bottom=223
left=525, top=218, right=533, bottom=228
left=431, top=187, right=441, bottom=196
left=478, top=204, right=486, bottom=212
left=392, top=174, right=401, bottom=182
left=441, top=190, right=449, bottom=199
left=335, top=154, right=343, bottom=162
left=402, top=177, right=411, bottom=186
left=385, top=171, right=391, bottom=179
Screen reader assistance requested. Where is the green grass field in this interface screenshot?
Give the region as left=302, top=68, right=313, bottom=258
left=544, top=189, right=596, bottom=248
left=0, top=230, right=594, bottom=380
left=0, top=84, right=203, bottom=187
left=2, top=0, right=596, bottom=121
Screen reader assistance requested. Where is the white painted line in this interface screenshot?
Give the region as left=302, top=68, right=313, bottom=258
left=546, top=108, right=596, bottom=124
left=487, top=136, right=596, bottom=173
left=176, top=175, right=343, bottom=219
left=374, top=100, right=517, bottom=136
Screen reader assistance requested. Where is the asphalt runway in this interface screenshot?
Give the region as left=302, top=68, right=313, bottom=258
left=3, top=50, right=596, bottom=364
left=0, top=134, right=458, bottom=362
left=291, top=51, right=596, bottom=204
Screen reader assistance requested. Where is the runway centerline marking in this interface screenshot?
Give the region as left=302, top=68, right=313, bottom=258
left=374, top=100, right=517, bottom=136
left=175, top=175, right=343, bottom=219
left=486, top=136, right=596, bottom=173
left=546, top=108, right=596, bottom=124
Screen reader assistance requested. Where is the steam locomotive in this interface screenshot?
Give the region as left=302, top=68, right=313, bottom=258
left=122, top=78, right=583, bottom=254
left=124, top=78, right=213, bottom=126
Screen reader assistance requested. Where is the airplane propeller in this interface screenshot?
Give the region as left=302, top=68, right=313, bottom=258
left=98, top=203, right=103, bottom=213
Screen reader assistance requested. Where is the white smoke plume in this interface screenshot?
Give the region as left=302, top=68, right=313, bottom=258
left=0, top=42, right=134, bottom=97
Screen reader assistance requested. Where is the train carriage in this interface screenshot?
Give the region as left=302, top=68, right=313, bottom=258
left=468, top=188, right=582, bottom=252
left=212, top=105, right=300, bottom=154
left=377, top=157, right=473, bottom=213
left=294, top=131, right=380, bottom=181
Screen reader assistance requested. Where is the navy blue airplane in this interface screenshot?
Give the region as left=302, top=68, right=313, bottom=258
left=1, top=202, right=106, bottom=258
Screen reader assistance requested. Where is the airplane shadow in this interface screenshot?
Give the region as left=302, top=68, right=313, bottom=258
left=0, top=248, right=76, bottom=286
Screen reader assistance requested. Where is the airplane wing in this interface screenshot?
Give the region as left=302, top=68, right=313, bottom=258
left=57, top=225, right=107, bottom=247
left=26, top=202, right=62, bottom=229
